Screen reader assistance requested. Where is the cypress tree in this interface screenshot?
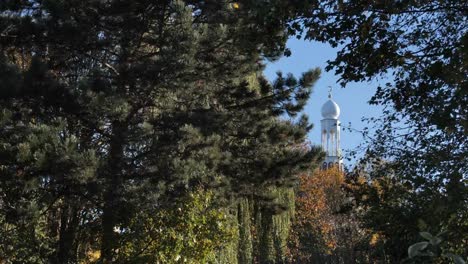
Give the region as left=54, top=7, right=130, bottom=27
left=237, top=198, right=253, bottom=263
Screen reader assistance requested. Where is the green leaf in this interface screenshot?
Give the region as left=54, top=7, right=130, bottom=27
left=429, top=237, right=442, bottom=246
left=408, top=241, right=429, bottom=258
left=419, top=231, right=433, bottom=241
left=436, top=230, right=448, bottom=237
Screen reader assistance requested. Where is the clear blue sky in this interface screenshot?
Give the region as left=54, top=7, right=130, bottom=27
left=264, top=38, right=384, bottom=165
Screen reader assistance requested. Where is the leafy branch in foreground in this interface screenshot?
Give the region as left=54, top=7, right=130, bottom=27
left=406, top=231, right=466, bottom=264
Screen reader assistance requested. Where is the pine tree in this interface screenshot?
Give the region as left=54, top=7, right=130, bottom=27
left=0, top=1, right=322, bottom=262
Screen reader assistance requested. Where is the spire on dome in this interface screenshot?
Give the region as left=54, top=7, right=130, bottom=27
left=321, top=87, right=340, bottom=119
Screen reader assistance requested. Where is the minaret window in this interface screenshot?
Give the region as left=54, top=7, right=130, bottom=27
left=322, top=130, right=327, bottom=152
left=329, top=130, right=335, bottom=156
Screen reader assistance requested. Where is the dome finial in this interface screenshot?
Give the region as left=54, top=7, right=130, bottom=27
left=321, top=86, right=340, bottom=119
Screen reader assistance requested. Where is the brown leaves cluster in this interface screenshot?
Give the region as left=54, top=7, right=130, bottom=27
left=288, top=167, right=345, bottom=261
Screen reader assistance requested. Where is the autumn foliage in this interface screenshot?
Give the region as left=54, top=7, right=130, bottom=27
left=288, top=166, right=345, bottom=262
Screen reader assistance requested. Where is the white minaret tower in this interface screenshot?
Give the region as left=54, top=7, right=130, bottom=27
left=320, top=87, right=343, bottom=170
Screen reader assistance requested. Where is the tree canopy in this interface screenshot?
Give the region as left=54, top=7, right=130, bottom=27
left=0, top=1, right=322, bottom=262
left=0, top=0, right=466, bottom=263
left=281, top=1, right=468, bottom=261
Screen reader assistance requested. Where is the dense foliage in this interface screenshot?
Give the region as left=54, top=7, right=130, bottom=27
left=0, top=1, right=322, bottom=263
left=289, top=167, right=366, bottom=263
left=348, top=161, right=467, bottom=263
left=295, top=1, right=467, bottom=261
left=1, top=0, right=466, bottom=263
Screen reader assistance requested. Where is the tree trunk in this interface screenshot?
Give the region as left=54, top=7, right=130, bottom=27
left=56, top=200, right=80, bottom=264
left=100, top=122, right=125, bottom=263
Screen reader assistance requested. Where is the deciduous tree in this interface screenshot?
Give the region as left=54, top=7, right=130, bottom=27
left=294, top=1, right=467, bottom=258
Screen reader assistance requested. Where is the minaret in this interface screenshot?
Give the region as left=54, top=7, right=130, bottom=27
left=320, top=87, right=343, bottom=170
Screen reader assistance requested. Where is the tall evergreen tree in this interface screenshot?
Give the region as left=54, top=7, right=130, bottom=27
left=0, top=1, right=322, bottom=262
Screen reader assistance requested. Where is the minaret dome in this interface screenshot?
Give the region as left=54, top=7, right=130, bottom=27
left=321, top=94, right=340, bottom=119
